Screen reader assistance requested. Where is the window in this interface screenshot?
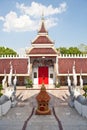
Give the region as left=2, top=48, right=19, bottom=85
left=50, top=73, right=53, bottom=78
left=34, top=72, right=37, bottom=78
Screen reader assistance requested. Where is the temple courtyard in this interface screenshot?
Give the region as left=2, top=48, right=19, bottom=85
left=0, top=86, right=87, bottom=130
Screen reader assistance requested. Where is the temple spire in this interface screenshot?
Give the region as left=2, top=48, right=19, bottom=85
left=42, top=12, right=44, bottom=20
left=38, top=14, right=48, bottom=34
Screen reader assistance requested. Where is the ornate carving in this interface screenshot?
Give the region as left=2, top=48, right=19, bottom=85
left=33, top=59, right=54, bottom=67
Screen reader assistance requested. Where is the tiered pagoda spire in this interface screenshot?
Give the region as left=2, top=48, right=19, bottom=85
left=27, top=15, right=57, bottom=56
left=31, top=15, right=54, bottom=45
left=38, top=14, right=48, bottom=34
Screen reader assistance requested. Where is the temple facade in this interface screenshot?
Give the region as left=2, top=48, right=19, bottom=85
left=0, top=17, right=87, bottom=87
left=26, top=16, right=58, bottom=85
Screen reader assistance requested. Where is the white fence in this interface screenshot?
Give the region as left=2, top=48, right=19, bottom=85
left=0, top=54, right=87, bottom=58
left=59, top=54, right=87, bottom=58
left=0, top=54, right=28, bottom=59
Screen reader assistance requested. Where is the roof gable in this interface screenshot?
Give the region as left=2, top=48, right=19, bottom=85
left=32, top=36, right=53, bottom=44
left=28, top=48, right=57, bottom=55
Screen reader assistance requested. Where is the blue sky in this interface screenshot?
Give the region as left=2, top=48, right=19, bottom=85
left=0, top=0, right=87, bottom=54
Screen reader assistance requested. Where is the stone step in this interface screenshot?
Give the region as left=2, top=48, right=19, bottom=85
left=33, top=84, right=55, bottom=89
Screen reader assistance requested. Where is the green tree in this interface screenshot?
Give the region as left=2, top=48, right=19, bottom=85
left=57, top=47, right=82, bottom=54
left=68, top=47, right=81, bottom=54
left=0, top=46, right=17, bottom=56
left=57, top=47, right=68, bottom=54
left=78, top=44, right=87, bottom=54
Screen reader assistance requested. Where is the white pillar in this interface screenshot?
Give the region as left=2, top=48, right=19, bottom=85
left=56, top=56, right=58, bottom=75
left=8, top=62, right=13, bottom=86
left=72, top=61, right=77, bottom=86
left=80, top=70, right=83, bottom=89
left=28, top=57, right=30, bottom=75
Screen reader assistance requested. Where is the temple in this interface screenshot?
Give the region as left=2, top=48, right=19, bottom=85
left=26, top=15, right=58, bottom=86
left=0, top=16, right=87, bottom=87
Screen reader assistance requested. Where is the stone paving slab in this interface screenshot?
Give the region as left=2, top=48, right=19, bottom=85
left=0, top=105, right=33, bottom=130
left=26, top=125, right=59, bottom=130
left=0, top=120, right=24, bottom=130
left=0, top=88, right=87, bottom=130
left=55, top=106, right=87, bottom=130
left=63, top=125, right=87, bottom=130
left=26, top=113, right=59, bottom=130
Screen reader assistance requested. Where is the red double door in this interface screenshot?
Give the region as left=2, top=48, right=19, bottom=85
left=38, top=67, right=48, bottom=84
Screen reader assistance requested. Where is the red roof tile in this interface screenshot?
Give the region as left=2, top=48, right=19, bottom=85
left=0, top=59, right=28, bottom=74
left=58, top=58, right=87, bottom=74
left=29, top=48, right=57, bottom=55
left=32, top=36, right=53, bottom=44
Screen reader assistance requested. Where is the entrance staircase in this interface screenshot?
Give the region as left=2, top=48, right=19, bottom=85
left=33, top=84, right=55, bottom=89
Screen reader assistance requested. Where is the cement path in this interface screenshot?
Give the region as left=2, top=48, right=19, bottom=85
left=0, top=88, right=87, bottom=130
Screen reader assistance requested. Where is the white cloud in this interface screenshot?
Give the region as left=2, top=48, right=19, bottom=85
left=45, top=17, right=58, bottom=29
left=16, top=2, right=67, bottom=17
left=3, top=11, right=38, bottom=32
left=0, top=16, right=4, bottom=21
left=1, top=1, right=67, bottom=32
left=3, top=11, right=57, bottom=32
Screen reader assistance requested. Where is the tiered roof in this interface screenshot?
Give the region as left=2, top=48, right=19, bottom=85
left=32, top=36, right=53, bottom=44
left=32, top=16, right=53, bottom=45
left=27, top=16, right=57, bottom=56
left=29, top=48, right=57, bottom=55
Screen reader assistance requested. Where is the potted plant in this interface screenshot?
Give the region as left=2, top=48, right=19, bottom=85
left=83, top=85, right=87, bottom=98
left=55, top=83, right=60, bottom=88
left=25, top=78, right=33, bottom=88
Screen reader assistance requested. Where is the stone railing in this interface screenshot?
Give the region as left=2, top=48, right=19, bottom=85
left=58, top=54, right=87, bottom=58
left=74, top=100, right=87, bottom=118
left=0, top=100, right=11, bottom=116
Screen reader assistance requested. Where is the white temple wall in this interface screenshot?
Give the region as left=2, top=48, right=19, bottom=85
left=32, top=67, right=38, bottom=85
left=49, top=67, right=55, bottom=84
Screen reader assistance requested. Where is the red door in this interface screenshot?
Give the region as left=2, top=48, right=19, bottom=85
left=38, top=67, right=48, bottom=84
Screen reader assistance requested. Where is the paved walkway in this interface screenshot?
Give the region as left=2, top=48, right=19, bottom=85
left=0, top=87, right=87, bottom=130
left=26, top=108, right=59, bottom=130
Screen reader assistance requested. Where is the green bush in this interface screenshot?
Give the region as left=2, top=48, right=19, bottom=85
left=83, top=85, right=87, bottom=98
left=83, top=93, right=87, bottom=98
left=25, top=78, right=33, bottom=88
left=55, top=83, right=60, bottom=88
left=0, top=84, right=3, bottom=97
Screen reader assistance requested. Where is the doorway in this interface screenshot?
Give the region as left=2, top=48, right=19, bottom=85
left=38, top=67, right=48, bottom=84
